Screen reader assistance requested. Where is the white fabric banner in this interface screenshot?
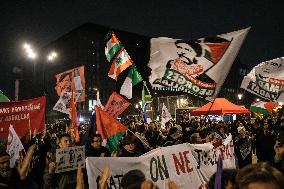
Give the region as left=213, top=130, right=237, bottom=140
left=86, top=135, right=235, bottom=189
left=6, top=125, right=24, bottom=168
left=241, top=57, right=284, bottom=101
left=148, top=28, right=250, bottom=101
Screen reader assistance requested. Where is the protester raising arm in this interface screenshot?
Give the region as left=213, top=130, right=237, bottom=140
left=99, top=165, right=110, bottom=189
left=16, top=144, right=36, bottom=180
left=76, top=163, right=84, bottom=189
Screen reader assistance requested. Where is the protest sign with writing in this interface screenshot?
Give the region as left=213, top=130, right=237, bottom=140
left=104, top=92, right=130, bottom=118
left=86, top=135, right=235, bottom=189
left=0, top=96, right=46, bottom=139
left=56, top=146, right=85, bottom=173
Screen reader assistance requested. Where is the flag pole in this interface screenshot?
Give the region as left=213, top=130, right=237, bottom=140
left=28, top=118, right=32, bottom=141
left=143, top=81, right=151, bottom=96
left=201, top=98, right=216, bottom=127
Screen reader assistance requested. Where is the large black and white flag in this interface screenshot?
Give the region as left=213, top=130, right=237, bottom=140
left=148, top=28, right=250, bottom=101
left=241, top=57, right=284, bottom=101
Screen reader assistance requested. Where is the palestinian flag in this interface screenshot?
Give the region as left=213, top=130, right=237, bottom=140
left=105, top=32, right=122, bottom=62
left=0, top=90, right=9, bottom=102
left=108, top=48, right=133, bottom=80
left=95, top=106, right=128, bottom=152
left=204, top=42, right=230, bottom=64
left=250, top=101, right=277, bottom=115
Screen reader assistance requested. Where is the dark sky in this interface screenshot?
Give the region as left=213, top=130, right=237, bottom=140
left=1, top=0, right=283, bottom=93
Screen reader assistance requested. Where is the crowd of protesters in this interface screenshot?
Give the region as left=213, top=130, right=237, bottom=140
left=2, top=108, right=284, bottom=189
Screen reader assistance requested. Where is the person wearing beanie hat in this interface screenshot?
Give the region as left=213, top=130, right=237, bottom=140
left=119, top=136, right=142, bottom=157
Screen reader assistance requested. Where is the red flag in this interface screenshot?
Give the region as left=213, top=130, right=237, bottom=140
left=69, top=92, right=80, bottom=143
left=96, top=106, right=128, bottom=140
left=104, top=92, right=130, bottom=118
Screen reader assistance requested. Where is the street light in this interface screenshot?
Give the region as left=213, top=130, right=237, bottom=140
left=22, top=42, right=58, bottom=95
left=44, top=51, right=58, bottom=94
left=22, top=43, right=38, bottom=60
left=237, top=93, right=243, bottom=100
left=47, top=51, right=58, bottom=62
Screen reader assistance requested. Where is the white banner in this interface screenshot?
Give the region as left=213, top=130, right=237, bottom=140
left=148, top=28, right=250, bottom=101
left=241, top=57, right=284, bottom=101
left=86, top=135, right=235, bottom=189
left=55, top=146, right=85, bottom=173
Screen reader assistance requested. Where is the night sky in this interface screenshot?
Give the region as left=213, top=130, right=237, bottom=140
left=1, top=0, right=283, bottom=95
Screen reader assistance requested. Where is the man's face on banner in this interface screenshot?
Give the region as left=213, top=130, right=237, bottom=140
left=263, top=61, right=281, bottom=74
left=60, top=74, right=72, bottom=92
left=56, top=73, right=73, bottom=96
left=258, top=61, right=282, bottom=80
left=176, top=42, right=197, bottom=65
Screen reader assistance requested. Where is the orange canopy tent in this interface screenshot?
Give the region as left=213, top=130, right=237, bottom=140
left=191, top=98, right=250, bottom=116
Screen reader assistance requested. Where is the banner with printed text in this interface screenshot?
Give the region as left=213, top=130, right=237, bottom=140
left=241, top=57, right=284, bottom=101
left=0, top=96, right=46, bottom=139
left=104, top=92, right=130, bottom=118
left=148, top=28, right=250, bottom=101
left=86, top=135, right=235, bottom=189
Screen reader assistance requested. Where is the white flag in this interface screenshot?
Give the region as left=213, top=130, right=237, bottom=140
left=120, top=64, right=143, bottom=99
left=120, top=76, right=132, bottom=99
left=6, top=125, right=24, bottom=168
left=161, top=103, right=172, bottom=128
left=148, top=28, right=250, bottom=101
left=241, top=57, right=284, bottom=101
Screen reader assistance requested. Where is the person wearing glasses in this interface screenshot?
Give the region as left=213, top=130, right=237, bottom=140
left=86, top=134, right=110, bottom=157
